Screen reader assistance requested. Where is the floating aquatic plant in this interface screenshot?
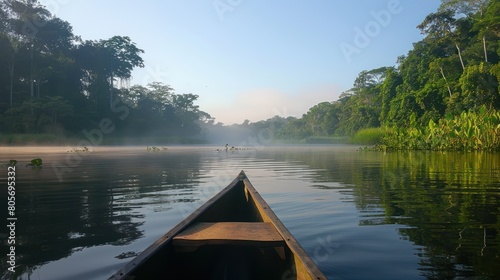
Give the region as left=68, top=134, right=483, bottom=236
left=26, top=158, right=43, bottom=167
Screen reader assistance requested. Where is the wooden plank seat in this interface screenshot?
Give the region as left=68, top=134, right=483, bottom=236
left=173, top=222, right=285, bottom=247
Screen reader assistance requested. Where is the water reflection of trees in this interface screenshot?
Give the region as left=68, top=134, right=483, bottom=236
left=376, top=152, right=500, bottom=280
left=0, top=151, right=202, bottom=279
left=261, top=149, right=500, bottom=279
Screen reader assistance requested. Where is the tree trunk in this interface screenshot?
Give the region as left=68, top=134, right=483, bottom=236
left=109, top=74, right=113, bottom=110
left=30, top=47, right=34, bottom=97
left=440, top=67, right=453, bottom=97
left=9, top=63, right=14, bottom=108
left=109, top=60, right=114, bottom=110
left=36, top=78, right=40, bottom=98
left=456, top=44, right=465, bottom=70
left=482, top=36, right=488, bottom=63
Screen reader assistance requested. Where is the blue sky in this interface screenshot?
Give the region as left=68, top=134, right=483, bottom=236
left=45, top=0, right=441, bottom=124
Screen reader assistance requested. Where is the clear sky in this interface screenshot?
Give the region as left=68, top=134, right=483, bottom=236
left=44, top=0, right=441, bottom=125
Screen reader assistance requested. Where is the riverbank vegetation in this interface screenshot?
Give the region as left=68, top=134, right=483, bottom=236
left=384, top=108, right=500, bottom=150
left=224, top=0, right=500, bottom=150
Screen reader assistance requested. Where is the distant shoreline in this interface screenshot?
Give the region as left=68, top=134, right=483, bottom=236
left=0, top=133, right=351, bottom=146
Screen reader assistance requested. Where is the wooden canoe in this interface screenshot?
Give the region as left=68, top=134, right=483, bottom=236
left=109, top=170, right=327, bottom=280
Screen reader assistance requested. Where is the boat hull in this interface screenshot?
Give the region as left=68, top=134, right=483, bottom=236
left=109, top=171, right=326, bottom=280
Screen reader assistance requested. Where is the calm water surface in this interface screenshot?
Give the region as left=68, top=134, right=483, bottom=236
left=1, top=145, right=499, bottom=279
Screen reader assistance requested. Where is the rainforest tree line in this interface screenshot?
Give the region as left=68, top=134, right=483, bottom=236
left=0, top=0, right=212, bottom=142
left=239, top=0, right=500, bottom=150
left=1, top=0, right=499, bottom=148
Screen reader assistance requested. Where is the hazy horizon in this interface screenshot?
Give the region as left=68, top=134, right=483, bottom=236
left=48, top=0, right=441, bottom=125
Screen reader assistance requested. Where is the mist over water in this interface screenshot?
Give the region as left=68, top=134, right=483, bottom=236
left=201, top=125, right=253, bottom=146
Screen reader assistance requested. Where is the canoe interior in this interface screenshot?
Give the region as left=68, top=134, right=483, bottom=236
left=112, top=172, right=326, bottom=280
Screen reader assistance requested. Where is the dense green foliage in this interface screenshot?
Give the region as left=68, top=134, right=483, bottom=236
left=384, top=108, right=500, bottom=150
left=351, top=127, right=387, bottom=145
left=0, top=0, right=212, bottom=143
left=233, top=0, right=500, bottom=150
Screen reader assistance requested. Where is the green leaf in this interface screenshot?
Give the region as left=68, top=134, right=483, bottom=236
left=445, top=112, right=453, bottom=121
left=9, top=160, right=17, bottom=167
left=479, top=105, right=486, bottom=115
left=467, top=127, right=473, bottom=139
left=429, top=119, right=436, bottom=130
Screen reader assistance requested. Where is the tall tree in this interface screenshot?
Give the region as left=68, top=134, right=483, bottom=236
left=303, top=102, right=338, bottom=136
left=0, top=34, right=20, bottom=108
left=334, top=68, right=387, bottom=135
left=99, top=36, right=144, bottom=110
left=473, top=0, right=500, bottom=64
left=76, top=37, right=143, bottom=112
left=418, top=10, right=466, bottom=70
left=353, top=67, right=389, bottom=90
left=379, top=67, right=402, bottom=126
left=440, top=0, right=491, bottom=62
left=5, top=0, right=52, bottom=98
left=430, top=58, right=454, bottom=97
left=479, top=0, right=500, bottom=37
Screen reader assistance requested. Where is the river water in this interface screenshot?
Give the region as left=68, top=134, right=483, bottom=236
left=0, top=145, right=499, bottom=280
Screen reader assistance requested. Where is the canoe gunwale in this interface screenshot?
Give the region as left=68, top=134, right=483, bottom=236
left=242, top=176, right=326, bottom=280
left=108, top=170, right=327, bottom=280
